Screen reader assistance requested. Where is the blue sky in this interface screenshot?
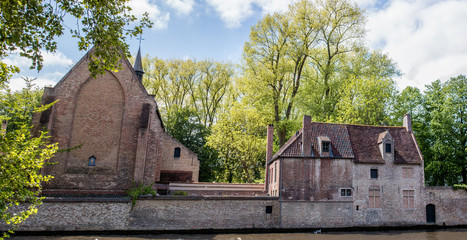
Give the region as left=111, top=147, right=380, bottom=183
left=6, top=0, right=467, bottom=92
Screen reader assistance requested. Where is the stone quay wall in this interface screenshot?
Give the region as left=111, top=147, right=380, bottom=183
left=2, top=188, right=466, bottom=232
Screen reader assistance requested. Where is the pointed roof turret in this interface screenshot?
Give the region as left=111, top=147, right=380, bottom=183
left=134, top=47, right=144, bottom=82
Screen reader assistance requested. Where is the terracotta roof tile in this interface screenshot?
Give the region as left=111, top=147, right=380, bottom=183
left=309, top=122, right=354, bottom=158
left=347, top=125, right=422, bottom=164
left=271, top=122, right=422, bottom=165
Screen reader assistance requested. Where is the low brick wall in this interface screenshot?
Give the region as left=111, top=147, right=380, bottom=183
left=2, top=196, right=280, bottom=232
left=128, top=196, right=279, bottom=230
left=280, top=201, right=354, bottom=228
left=2, top=189, right=466, bottom=232
left=425, top=187, right=467, bottom=226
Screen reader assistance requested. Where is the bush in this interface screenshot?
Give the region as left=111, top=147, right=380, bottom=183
left=127, top=183, right=156, bottom=207
left=453, top=184, right=467, bottom=191
left=171, top=191, right=188, bottom=196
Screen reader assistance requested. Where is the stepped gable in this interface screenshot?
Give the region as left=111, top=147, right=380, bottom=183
left=347, top=124, right=422, bottom=164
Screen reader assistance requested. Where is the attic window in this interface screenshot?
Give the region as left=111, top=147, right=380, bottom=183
left=174, top=147, right=181, bottom=158
left=322, top=142, right=330, bottom=152
left=385, top=143, right=391, bottom=153
left=88, top=156, right=96, bottom=166
left=318, top=136, right=332, bottom=156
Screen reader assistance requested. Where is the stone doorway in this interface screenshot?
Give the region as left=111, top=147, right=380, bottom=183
left=426, top=204, right=436, bottom=223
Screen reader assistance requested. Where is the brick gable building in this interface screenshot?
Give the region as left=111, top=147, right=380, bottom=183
left=266, top=114, right=428, bottom=224
left=32, top=48, right=199, bottom=193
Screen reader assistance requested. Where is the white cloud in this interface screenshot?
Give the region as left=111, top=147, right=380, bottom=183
left=366, top=0, right=467, bottom=90
left=205, top=0, right=296, bottom=28
left=42, top=51, right=73, bottom=67
left=3, top=50, right=73, bottom=69
left=8, top=77, right=57, bottom=92
left=255, top=0, right=297, bottom=15
left=205, top=0, right=255, bottom=28
left=129, top=0, right=170, bottom=30
left=165, top=0, right=195, bottom=15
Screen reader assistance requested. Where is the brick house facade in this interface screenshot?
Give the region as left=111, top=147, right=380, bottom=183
left=32, top=48, right=199, bottom=192
left=266, top=114, right=428, bottom=224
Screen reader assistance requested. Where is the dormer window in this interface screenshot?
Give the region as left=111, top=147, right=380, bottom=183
left=385, top=143, right=391, bottom=153
left=378, top=131, right=394, bottom=162
left=318, top=136, right=332, bottom=157
left=322, top=142, right=330, bottom=152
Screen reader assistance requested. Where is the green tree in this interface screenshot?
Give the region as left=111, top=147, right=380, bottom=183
left=142, top=57, right=233, bottom=128
left=242, top=0, right=366, bottom=146
left=207, top=103, right=266, bottom=183
left=0, top=79, right=57, bottom=238
left=331, top=50, right=399, bottom=125
left=424, top=76, right=466, bottom=185
left=163, top=106, right=219, bottom=182
left=1, top=0, right=152, bottom=84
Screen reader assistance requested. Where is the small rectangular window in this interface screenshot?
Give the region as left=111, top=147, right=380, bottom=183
left=174, top=147, right=181, bottom=158
left=369, top=190, right=381, bottom=208
left=371, top=169, right=378, bottom=179
left=385, top=143, right=391, bottom=153
left=265, top=206, right=273, bottom=214
left=403, top=190, right=415, bottom=209
left=322, top=142, right=330, bottom=152
left=341, top=188, right=352, bottom=197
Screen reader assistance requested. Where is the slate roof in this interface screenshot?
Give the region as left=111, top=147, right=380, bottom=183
left=271, top=122, right=422, bottom=165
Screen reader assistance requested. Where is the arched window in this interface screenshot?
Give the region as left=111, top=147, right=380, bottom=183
left=88, top=156, right=96, bottom=166
left=174, top=147, right=181, bottom=158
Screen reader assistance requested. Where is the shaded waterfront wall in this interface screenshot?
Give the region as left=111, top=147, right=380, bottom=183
left=2, top=189, right=466, bottom=232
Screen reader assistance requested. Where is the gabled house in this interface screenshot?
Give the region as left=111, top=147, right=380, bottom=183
left=265, top=114, right=426, bottom=225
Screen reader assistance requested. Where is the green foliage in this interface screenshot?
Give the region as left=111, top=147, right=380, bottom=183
left=392, top=75, right=466, bottom=186
left=0, top=79, right=57, bottom=239
left=453, top=184, right=467, bottom=191
left=163, top=106, right=219, bottom=182
left=171, top=191, right=188, bottom=196
left=0, top=0, right=152, bottom=83
left=423, top=75, right=466, bottom=185
left=142, top=57, right=234, bottom=128
left=126, top=182, right=156, bottom=207
left=142, top=57, right=234, bottom=182
left=242, top=0, right=369, bottom=146
left=207, top=103, right=266, bottom=183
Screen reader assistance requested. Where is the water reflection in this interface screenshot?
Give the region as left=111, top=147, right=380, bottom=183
left=9, top=229, right=467, bottom=240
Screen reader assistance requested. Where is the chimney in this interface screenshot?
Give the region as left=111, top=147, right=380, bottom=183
left=1, top=120, right=7, bottom=136
left=266, top=124, right=274, bottom=162
left=403, top=113, right=412, bottom=132
left=302, top=115, right=312, bottom=156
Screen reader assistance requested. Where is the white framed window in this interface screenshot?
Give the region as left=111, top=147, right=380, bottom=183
left=340, top=188, right=352, bottom=197
left=402, top=190, right=415, bottom=209
left=369, top=189, right=381, bottom=208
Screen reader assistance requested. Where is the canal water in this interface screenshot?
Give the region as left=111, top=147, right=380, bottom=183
left=9, top=229, right=467, bottom=240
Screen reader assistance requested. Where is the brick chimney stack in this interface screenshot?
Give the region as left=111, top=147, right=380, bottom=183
left=403, top=113, right=412, bottom=132
left=302, top=115, right=312, bottom=156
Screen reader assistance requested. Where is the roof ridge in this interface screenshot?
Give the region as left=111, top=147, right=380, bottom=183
left=312, top=121, right=404, bottom=129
